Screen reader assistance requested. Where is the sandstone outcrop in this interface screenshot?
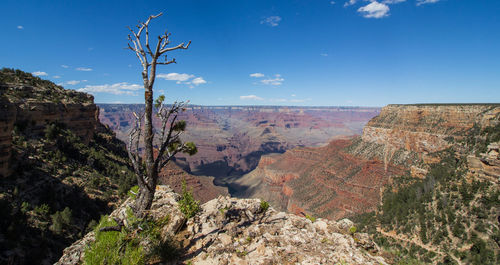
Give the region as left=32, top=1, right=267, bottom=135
left=57, top=185, right=387, bottom=265
left=362, top=104, right=500, bottom=153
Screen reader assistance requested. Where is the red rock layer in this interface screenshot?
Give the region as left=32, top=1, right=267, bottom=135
left=158, top=163, right=228, bottom=203
left=239, top=138, right=404, bottom=220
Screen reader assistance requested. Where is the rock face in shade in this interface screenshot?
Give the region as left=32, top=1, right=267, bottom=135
left=238, top=104, right=500, bottom=220
left=57, top=185, right=387, bottom=265
left=0, top=73, right=98, bottom=177
left=0, top=98, right=16, bottom=178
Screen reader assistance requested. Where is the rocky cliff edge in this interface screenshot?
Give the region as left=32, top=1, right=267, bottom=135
left=57, top=185, right=387, bottom=265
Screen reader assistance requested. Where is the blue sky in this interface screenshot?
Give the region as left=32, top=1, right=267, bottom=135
left=1, top=0, right=499, bottom=106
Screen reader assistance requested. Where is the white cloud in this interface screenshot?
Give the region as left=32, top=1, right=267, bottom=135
left=250, top=73, right=265, bottom=78
left=358, top=1, right=390, bottom=18
left=320, top=53, right=329, bottom=57
left=260, top=16, right=282, bottom=27
left=157, top=73, right=207, bottom=86
left=17, top=25, right=23, bottom=29
left=61, top=65, right=69, bottom=68
left=32, top=71, right=48, bottom=76
left=330, top=1, right=336, bottom=4
left=344, top=0, right=358, bottom=7
left=291, top=94, right=296, bottom=97
left=53, top=75, right=61, bottom=79
left=383, top=0, right=406, bottom=3
left=416, top=0, right=440, bottom=6
left=261, top=74, right=284, bottom=86
left=191, top=77, right=207, bottom=85
left=76, top=67, right=93, bottom=71
left=77, top=82, right=142, bottom=95
left=157, top=73, right=194, bottom=83
left=66, top=80, right=80, bottom=85
left=240, top=95, right=264, bottom=100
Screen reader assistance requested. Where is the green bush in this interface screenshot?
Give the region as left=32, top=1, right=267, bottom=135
left=259, top=200, right=269, bottom=213
left=50, top=207, right=72, bottom=234
left=34, top=204, right=50, bottom=217
left=85, top=211, right=180, bottom=265
left=84, top=216, right=145, bottom=265
left=128, top=185, right=139, bottom=199
left=305, top=214, right=316, bottom=222
left=20, top=201, right=30, bottom=214
left=178, top=180, right=200, bottom=219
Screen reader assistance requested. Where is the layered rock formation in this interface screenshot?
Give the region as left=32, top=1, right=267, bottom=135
left=236, top=138, right=403, bottom=220
left=159, top=163, right=228, bottom=203
left=238, top=104, right=500, bottom=220
left=57, top=185, right=387, bottom=265
left=361, top=104, right=500, bottom=154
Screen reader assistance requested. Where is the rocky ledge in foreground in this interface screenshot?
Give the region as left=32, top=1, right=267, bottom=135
left=57, top=185, right=386, bottom=264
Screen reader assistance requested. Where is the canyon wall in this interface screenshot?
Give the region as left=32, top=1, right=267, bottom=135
left=0, top=86, right=99, bottom=177
left=362, top=104, right=500, bottom=153
left=14, top=102, right=99, bottom=143
left=239, top=104, right=500, bottom=220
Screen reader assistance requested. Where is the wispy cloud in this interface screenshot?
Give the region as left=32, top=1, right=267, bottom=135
left=250, top=73, right=265, bottom=78
left=344, top=0, right=358, bottom=7
left=261, top=74, right=284, bottom=86
left=250, top=73, right=284, bottom=86
left=320, top=53, right=329, bottom=57
left=157, top=73, right=207, bottom=87
left=383, top=0, right=406, bottom=3
left=53, top=75, right=61, bottom=79
left=32, top=71, right=48, bottom=76
left=61, top=65, right=69, bottom=68
left=65, top=80, right=85, bottom=85
left=17, top=25, right=23, bottom=30
left=260, top=16, right=282, bottom=27
left=191, top=77, right=207, bottom=85
left=416, top=0, right=440, bottom=6
left=76, top=67, right=93, bottom=71
left=77, top=82, right=141, bottom=95
left=240, top=95, right=264, bottom=100
left=330, top=1, right=336, bottom=5
left=358, top=1, right=390, bottom=18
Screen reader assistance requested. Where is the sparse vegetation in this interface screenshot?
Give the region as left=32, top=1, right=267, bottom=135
left=178, top=179, right=201, bottom=218
left=84, top=211, right=180, bottom=265
left=353, top=141, right=500, bottom=264
left=259, top=199, right=270, bottom=212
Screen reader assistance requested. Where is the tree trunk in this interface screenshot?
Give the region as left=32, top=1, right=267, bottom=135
left=133, top=82, right=158, bottom=216
left=134, top=185, right=154, bottom=216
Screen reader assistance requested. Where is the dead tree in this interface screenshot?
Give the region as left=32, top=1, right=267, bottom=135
left=126, top=13, right=197, bottom=216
